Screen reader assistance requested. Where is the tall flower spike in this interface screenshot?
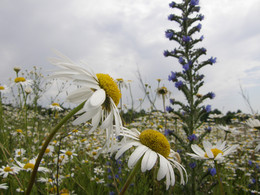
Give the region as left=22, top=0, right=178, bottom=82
left=49, top=50, right=123, bottom=148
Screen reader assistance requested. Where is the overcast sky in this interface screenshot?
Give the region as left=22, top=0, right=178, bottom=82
left=0, top=0, right=260, bottom=114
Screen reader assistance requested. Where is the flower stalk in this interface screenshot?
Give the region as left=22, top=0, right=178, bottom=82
left=214, top=161, right=225, bottom=195
left=25, top=100, right=86, bottom=194
left=119, top=158, right=142, bottom=195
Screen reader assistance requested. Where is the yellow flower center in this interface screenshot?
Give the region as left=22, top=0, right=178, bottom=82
left=65, top=151, right=73, bottom=156
left=16, top=129, right=23, bottom=133
left=45, top=148, right=51, bottom=153
left=0, top=86, right=5, bottom=90
left=96, top=73, right=121, bottom=107
left=51, top=103, right=60, bottom=107
left=139, top=129, right=170, bottom=158
left=204, top=148, right=224, bottom=158
left=72, top=129, right=78, bottom=133
left=157, top=86, right=168, bottom=95
left=81, top=138, right=87, bottom=142
left=23, top=163, right=35, bottom=170
left=14, top=77, right=26, bottom=83
left=4, top=166, right=13, bottom=172
left=116, top=78, right=124, bottom=82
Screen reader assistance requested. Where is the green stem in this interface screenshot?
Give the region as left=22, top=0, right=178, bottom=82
left=0, top=93, right=4, bottom=131
left=25, top=101, right=86, bottom=195
left=224, top=132, right=228, bottom=141
left=214, top=161, right=225, bottom=195
left=119, top=158, right=142, bottom=195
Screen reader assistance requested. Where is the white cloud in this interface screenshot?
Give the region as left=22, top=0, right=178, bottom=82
left=0, top=0, right=259, bottom=113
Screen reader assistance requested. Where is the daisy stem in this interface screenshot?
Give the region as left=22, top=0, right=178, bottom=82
left=119, top=158, right=142, bottom=195
left=25, top=101, right=86, bottom=195
left=214, top=161, right=225, bottom=195
left=0, top=93, right=4, bottom=132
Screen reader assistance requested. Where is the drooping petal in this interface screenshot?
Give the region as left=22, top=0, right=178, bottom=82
left=146, top=150, right=158, bottom=171
left=191, top=144, right=205, bottom=157
left=88, top=89, right=106, bottom=109
left=66, top=87, right=93, bottom=103
left=157, top=154, right=168, bottom=181
left=72, top=107, right=100, bottom=125
left=88, top=108, right=102, bottom=134
left=167, top=160, right=175, bottom=186
left=100, top=111, right=113, bottom=130
left=128, top=145, right=148, bottom=168
left=115, top=141, right=140, bottom=160
left=141, top=149, right=151, bottom=172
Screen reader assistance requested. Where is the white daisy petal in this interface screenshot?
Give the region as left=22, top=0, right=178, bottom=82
left=66, top=87, right=93, bottom=103
left=128, top=145, right=148, bottom=168
left=141, top=149, right=151, bottom=172
left=146, top=150, right=158, bottom=171
left=100, top=111, right=113, bottom=130
left=223, top=145, right=238, bottom=156
left=89, top=89, right=106, bottom=109
left=167, top=160, right=175, bottom=186
left=72, top=108, right=99, bottom=125
left=191, top=144, right=205, bottom=157
left=165, top=169, right=171, bottom=190
left=115, top=141, right=140, bottom=160
left=88, top=109, right=102, bottom=134
left=157, top=154, right=168, bottom=181
left=203, top=141, right=214, bottom=159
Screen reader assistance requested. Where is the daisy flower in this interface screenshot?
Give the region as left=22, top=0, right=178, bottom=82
left=217, top=125, right=239, bottom=134
left=111, top=128, right=187, bottom=189
left=49, top=51, right=122, bottom=146
left=245, top=118, right=260, bottom=130
left=44, top=145, right=55, bottom=157
left=49, top=102, right=63, bottom=111
left=0, top=165, right=20, bottom=178
left=14, top=77, right=33, bottom=87
left=60, top=149, right=77, bottom=159
left=14, top=148, right=26, bottom=159
left=187, top=140, right=239, bottom=161
left=16, top=157, right=50, bottom=173
left=0, top=85, right=9, bottom=94
left=91, top=176, right=105, bottom=184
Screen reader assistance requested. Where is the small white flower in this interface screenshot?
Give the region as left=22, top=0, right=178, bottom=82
left=0, top=165, right=20, bottom=178
left=0, top=85, right=9, bottom=94
left=91, top=176, right=105, bottom=184
left=16, top=188, right=25, bottom=193
left=94, top=167, right=105, bottom=176
left=14, top=77, right=33, bottom=87
left=187, top=140, right=239, bottom=161
left=245, top=118, right=260, bottom=129
left=24, top=86, right=33, bottom=94
left=14, top=148, right=26, bottom=158
left=49, top=103, right=63, bottom=111
left=217, top=125, right=239, bottom=134
left=16, top=158, right=50, bottom=173
left=60, top=149, right=77, bottom=159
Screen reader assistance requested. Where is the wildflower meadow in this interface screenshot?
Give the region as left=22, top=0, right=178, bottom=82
left=0, top=0, right=259, bottom=195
